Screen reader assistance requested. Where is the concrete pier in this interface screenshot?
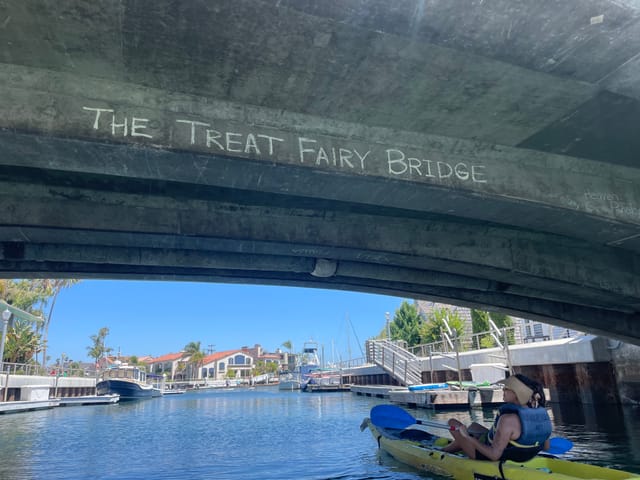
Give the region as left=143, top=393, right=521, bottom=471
left=0, top=374, right=96, bottom=402
left=347, top=336, right=640, bottom=405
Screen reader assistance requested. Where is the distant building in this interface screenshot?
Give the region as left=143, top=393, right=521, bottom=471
left=415, top=300, right=474, bottom=339
left=241, top=344, right=281, bottom=368
left=147, top=352, right=184, bottom=379
left=201, top=349, right=254, bottom=382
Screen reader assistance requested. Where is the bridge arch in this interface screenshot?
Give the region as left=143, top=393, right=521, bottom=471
left=0, top=1, right=639, bottom=344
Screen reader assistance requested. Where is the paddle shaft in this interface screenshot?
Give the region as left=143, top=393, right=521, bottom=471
left=415, top=419, right=487, bottom=437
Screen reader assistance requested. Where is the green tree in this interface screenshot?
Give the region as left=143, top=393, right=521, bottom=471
left=0, top=279, right=80, bottom=368
left=38, top=279, right=80, bottom=369
left=471, top=309, right=514, bottom=348
left=489, top=311, right=514, bottom=344
left=87, top=327, right=112, bottom=370
left=253, top=360, right=278, bottom=376
left=4, top=318, right=41, bottom=365
left=471, top=309, right=493, bottom=348
left=0, top=279, right=47, bottom=314
left=1, top=280, right=48, bottom=366
left=281, top=340, right=293, bottom=352
left=419, top=307, right=465, bottom=346
left=489, top=312, right=512, bottom=329
left=388, top=301, right=422, bottom=347
left=183, top=341, right=204, bottom=380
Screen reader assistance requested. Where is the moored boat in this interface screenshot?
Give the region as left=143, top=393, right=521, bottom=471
left=163, top=388, right=186, bottom=395
left=278, top=340, right=322, bottom=391
left=96, top=364, right=158, bottom=401
left=277, top=371, right=302, bottom=391
left=361, top=407, right=640, bottom=480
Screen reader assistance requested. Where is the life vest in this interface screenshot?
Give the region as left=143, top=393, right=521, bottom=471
left=487, top=404, right=552, bottom=462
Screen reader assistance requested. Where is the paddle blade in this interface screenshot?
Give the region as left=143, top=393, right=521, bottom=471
left=545, top=437, right=574, bottom=455
left=370, top=404, right=417, bottom=430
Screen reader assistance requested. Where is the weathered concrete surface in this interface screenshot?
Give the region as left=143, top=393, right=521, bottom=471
left=610, top=342, right=640, bottom=405
left=0, top=1, right=640, bottom=343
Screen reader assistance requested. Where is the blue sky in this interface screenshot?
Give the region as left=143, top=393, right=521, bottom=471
left=47, top=280, right=408, bottom=364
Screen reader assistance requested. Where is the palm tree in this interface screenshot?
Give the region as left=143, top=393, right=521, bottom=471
left=183, top=341, right=204, bottom=381
left=38, top=279, right=80, bottom=369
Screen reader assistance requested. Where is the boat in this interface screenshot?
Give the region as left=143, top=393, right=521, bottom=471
left=361, top=406, right=640, bottom=480
left=57, top=394, right=120, bottom=406
left=163, top=388, right=186, bottom=395
left=96, top=364, right=160, bottom=401
left=278, top=340, right=321, bottom=391
left=301, top=368, right=345, bottom=392
left=277, top=371, right=302, bottom=391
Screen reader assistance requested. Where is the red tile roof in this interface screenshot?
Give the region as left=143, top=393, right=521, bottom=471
left=202, top=349, right=242, bottom=364
left=149, top=352, right=183, bottom=363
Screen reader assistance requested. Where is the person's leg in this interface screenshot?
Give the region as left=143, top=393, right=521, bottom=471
left=441, top=419, right=482, bottom=458
left=441, top=419, right=465, bottom=453
left=467, top=422, right=488, bottom=439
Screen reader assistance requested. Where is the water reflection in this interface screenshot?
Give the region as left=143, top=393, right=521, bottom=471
left=0, top=391, right=638, bottom=478
left=550, top=403, right=640, bottom=471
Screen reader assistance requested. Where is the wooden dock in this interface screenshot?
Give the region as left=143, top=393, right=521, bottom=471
left=304, top=384, right=351, bottom=393
left=57, top=394, right=120, bottom=406
left=0, top=399, right=60, bottom=414
left=350, top=385, right=505, bottom=410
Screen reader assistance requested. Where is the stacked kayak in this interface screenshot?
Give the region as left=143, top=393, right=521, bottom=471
left=362, top=406, right=640, bottom=480
left=408, top=383, right=449, bottom=391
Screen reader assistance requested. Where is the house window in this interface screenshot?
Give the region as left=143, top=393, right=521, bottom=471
left=234, top=354, right=245, bottom=364
left=219, top=362, right=225, bottom=371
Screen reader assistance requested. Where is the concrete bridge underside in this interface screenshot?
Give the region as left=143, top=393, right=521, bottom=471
left=1, top=1, right=640, bottom=344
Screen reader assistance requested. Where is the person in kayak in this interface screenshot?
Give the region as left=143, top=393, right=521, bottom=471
left=442, top=373, right=552, bottom=462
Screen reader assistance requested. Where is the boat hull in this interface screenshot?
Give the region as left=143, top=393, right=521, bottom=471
left=278, top=378, right=301, bottom=391
left=96, top=379, right=155, bottom=401
left=362, top=420, right=640, bottom=480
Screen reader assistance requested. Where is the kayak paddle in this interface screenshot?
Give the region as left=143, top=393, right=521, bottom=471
left=370, top=404, right=573, bottom=455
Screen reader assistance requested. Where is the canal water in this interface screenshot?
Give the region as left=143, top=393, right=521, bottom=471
left=0, top=387, right=638, bottom=479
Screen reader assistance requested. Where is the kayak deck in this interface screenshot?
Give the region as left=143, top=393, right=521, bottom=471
left=362, top=418, right=640, bottom=480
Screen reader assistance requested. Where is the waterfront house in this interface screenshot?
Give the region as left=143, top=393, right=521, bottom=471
left=201, top=349, right=253, bottom=383
left=241, top=344, right=281, bottom=369
left=147, top=352, right=184, bottom=380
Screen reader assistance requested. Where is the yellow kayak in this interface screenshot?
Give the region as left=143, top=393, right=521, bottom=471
left=361, top=418, right=640, bottom=480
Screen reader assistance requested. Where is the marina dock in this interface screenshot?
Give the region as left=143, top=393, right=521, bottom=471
left=304, top=384, right=351, bottom=393
left=350, top=385, right=506, bottom=409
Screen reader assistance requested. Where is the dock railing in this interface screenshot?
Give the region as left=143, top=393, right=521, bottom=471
left=365, top=339, right=422, bottom=386
left=408, top=321, right=580, bottom=357
left=0, top=362, right=94, bottom=378
left=364, top=321, right=583, bottom=385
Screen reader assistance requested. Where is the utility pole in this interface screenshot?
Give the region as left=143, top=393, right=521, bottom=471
left=207, top=344, right=215, bottom=355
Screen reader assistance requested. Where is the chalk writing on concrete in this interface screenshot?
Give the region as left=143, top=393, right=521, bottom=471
left=82, top=106, right=489, bottom=185
left=386, top=148, right=487, bottom=183
left=82, top=107, right=153, bottom=139
left=583, top=191, right=640, bottom=218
